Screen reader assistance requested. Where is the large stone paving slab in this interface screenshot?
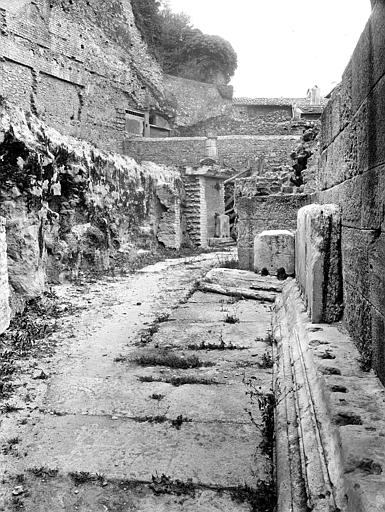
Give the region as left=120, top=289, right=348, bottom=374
left=4, top=415, right=268, bottom=488
left=2, top=477, right=251, bottom=512
left=0, top=261, right=275, bottom=511
left=44, top=379, right=264, bottom=424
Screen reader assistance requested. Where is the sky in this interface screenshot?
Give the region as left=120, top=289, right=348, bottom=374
left=167, top=0, right=372, bottom=98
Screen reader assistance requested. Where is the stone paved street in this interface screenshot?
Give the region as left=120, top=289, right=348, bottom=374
left=0, top=254, right=277, bottom=511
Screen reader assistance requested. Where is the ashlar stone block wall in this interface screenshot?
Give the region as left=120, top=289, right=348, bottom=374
left=236, top=194, right=309, bottom=270
left=317, top=0, right=385, bottom=381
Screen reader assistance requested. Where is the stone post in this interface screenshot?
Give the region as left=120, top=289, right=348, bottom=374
left=0, top=217, right=10, bottom=334
left=296, top=204, right=342, bottom=323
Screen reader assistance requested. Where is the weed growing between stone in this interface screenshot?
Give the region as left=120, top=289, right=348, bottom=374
left=69, top=471, right=107, bottom=486
left=187, top=333, right=247, bottom=351
left=171, top=414, right=192, bottom=429
left=258, top=350, right=274, bottom=369
left=229, top=480, right=276, bottom=512
left=0, top=291, right=82, bottom=405
left=150, top=473, right=195, bottom=497
left=27, top=467, right=59, bottom=479
left=244, top=378, right=276, bottom=458
left=134, top=352, right=214, bottom=369
left=224, top=313, right=240, bottom=324
left=150, top=393, right=165, bottom=400
left=137, top=375, right=219, bottom=386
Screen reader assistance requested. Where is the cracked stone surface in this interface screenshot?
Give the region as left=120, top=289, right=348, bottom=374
left=0, top=254, right=275, bottom=511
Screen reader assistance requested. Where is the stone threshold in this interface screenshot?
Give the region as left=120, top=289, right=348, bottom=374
left=273, top=280, right=385, bottom=512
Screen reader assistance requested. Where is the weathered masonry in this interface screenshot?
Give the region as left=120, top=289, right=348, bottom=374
left=0, top=0, right=168, bottom=153
left=181, top=167, right=230, bottom=248
left=124, top=135, right=299, bottom=172
left=317, top=0, right=385, bottom=383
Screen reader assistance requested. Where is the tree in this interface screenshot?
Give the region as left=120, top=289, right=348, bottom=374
left=178, top=33, right=238, bottom=84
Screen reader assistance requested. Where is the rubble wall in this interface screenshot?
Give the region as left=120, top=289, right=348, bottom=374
left=0, top=0, right=167, bottom=154
left=0, top=104, right=183, bottom=314
left=176, top=105, right=301, bottom=137
left=124, top=135, right=299, bottom=171
left=317, top=1, right=385, bottom=381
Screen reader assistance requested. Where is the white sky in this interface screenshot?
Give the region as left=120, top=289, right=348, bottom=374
left=167, top=0, right=372, bottom=98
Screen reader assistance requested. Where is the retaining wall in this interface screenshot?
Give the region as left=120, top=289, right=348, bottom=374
left=317, top=0, right=385, bottom=382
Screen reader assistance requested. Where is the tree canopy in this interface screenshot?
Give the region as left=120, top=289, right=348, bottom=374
left=131, top=0, right=237, bottom=84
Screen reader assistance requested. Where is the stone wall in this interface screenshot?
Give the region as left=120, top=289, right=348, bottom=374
left=176, top=105, right=302, bottom=137
left=124, top=135, right=300, bottom=171
left=317, top=1, right=385, bottom=381
left=0, top=104, right=183, bottom=314
left=0, top=0, right=167, bottom=154
left=0, top=217, right=10, bottom=334
left=236, top=194, right=309, bottom=270
left=164, top=74, right=232, bottom=129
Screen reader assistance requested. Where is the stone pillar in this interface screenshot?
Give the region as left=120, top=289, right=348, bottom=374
left=0, top=217, right=10, bottom=334
left=205, top=137, right=218, bottom=160
left=254, top=230, right=295, bottom=276
left=296, top=204, right=342, bottom=323
left=218, top=214, right=230, bottom=238
left=199, top=177, right=209, bottom=248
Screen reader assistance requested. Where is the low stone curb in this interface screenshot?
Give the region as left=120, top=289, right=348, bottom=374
left=273, top=280, right=385, bottom=512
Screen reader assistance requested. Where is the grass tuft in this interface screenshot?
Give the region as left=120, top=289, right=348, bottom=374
left=134, top=352, right=213, bottom=369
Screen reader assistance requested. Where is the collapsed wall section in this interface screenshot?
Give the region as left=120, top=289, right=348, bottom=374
left=0, top=0, right=167, bottom=153
left=317, top=1, right=385, bottom=381
left=0, top=104, right=183, bottom=314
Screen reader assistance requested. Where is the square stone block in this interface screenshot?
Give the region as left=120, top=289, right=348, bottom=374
left=254, top=230, right=295, bottom=276
left=296, top=204, right=342, bottom=323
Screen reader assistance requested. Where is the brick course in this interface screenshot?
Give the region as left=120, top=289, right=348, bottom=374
left=0, top=0, right=166, bottom=153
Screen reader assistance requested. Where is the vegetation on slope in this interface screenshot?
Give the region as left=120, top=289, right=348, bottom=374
left=131, top=0, right=237, bottom=84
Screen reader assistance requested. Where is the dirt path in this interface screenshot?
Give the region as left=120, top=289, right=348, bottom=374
left=0, top=253, right=276, bottom=512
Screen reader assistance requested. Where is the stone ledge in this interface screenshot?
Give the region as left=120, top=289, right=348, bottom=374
left=273, top=280, right=385, bottom=512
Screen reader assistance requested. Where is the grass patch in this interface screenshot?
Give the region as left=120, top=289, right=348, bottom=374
left=1, top=402, right=22, bottom=414
left=224, top=314, right=240, bottom=324
left=264, top=330, right=274, bottom=346
left=230, top=480, right=276, bottom=512
left=187, top=334, right=247, bottom=351
left=150, top=473, right=195, bottom=497
left=134, top=352, right=213, bottom=369
left=137, top=375, right=219, bottom=387
left=132, top=415, right=168, bottom=424
left=150, top=393, right=165, bottom=401
left=27, top=467, right=59, bottom=478
left=69, top=471, right=106, bottom=486
left=244, top=379, right=276, bottom=458
left=258, top=350, right=273, bottom=369
left=171, top=414, right=192, bottom=429
left=2, top=437, right=20, bottom=456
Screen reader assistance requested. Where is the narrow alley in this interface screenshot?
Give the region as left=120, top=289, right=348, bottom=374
left=0, top=253, right=280, bottom=511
